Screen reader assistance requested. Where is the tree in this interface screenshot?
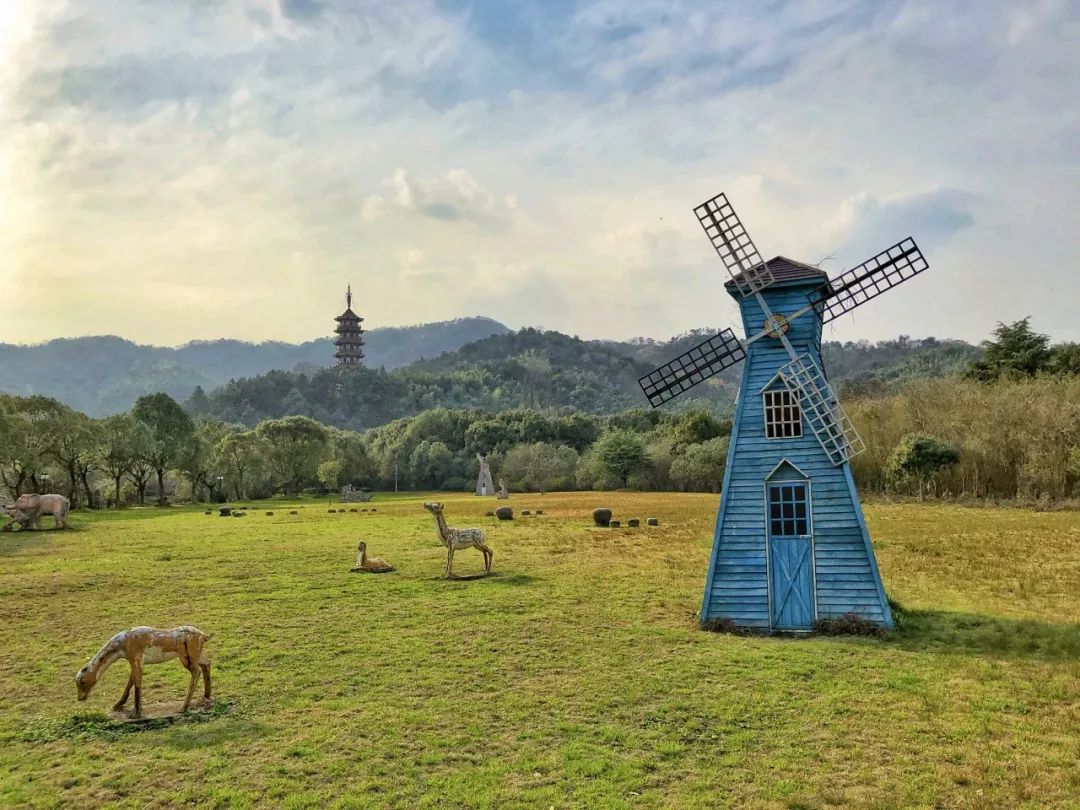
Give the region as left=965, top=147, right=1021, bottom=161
left=132, top=393, right=196, bottom=505
left=317, top=458, right=344, bottom=492
left=330, top=429, right=376, bottom=488
left=408, top=440, right=454, bottom=490
left=41, top=401, right=97, bottom=508
left=967, top=318, right=1052, bottom=381
left=97, top=414, right=153, bottom=508
left=671, top=410, right=729, bottom=448
left=670, top=437, right=730, bottom=492
left=255, top=415, right=330, bottom=494
left=213, top=430, right=270, bottom=501
left=501, top=442, right=579, bottom=492
left=593, top=430, right=649, bottom=489
left=884, top=434, right=960, bottom=500
left=1049, top=342, right=1080, bottom=376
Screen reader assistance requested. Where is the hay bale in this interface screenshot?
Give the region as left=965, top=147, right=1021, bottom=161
left=495, top=506, right=513, bottom=521
left=592, top=508, right=612, bottom=527
left=608, top=520, right=621, bottom=528
left=627, top=518, right=640, bottom=528
left=647, top=517, right=659, bottom=526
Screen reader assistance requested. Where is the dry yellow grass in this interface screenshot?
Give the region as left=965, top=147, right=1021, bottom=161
left=0, top=492, right=1077, bottom=808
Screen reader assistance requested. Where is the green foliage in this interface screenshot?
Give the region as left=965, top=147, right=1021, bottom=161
left=501, top=442, right=580, bottom=492
left=885, top=434, right=961, bottom=499
left=132, top=392, right=196, bottom=504
left=967, top=318, right=1053, bottom=381
left=254, top=415, right=331, bottom=495
left=316, top=458, right=344, bottom=491
left=592, top=430, right=649, bottom=488
left=669, top=436, right=730, bottom=493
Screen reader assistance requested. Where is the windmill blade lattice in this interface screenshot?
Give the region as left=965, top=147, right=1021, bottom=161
left=812, top=238, right=928, bottom=324
left=777, top=355, right=866, bottom=465
left=694, top=193, right=775, bottom=296
left=638, top=328, right=746, bottom=407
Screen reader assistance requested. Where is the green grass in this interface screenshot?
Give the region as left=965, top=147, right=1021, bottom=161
left=1, top=493, right=1077, bottom=809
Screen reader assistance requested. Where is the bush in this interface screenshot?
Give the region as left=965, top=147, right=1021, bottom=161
left=812, top=613, right=887, bottom=637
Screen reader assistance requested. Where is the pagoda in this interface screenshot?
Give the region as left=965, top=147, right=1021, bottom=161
left=333, top=285, right=365, bottom=367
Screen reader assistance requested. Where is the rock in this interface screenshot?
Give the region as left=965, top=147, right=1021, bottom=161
left=290, top=510, right=298, bottom=515
left=522, top=510, right=531, bottom=516
left=627, top=518, right=640, bottom=528
left=485, top=511, right=495, bottom=517
left=647, top=517, right=659, bottom=526
left=592, top=508, right=612, bottom=527
left=204, top=510, right=212, bottom=515
left=608, top=520, right=621, bottom=528
left=350, top=508, right=358, bottom=513
left=535, top=510, right=544, bottom=515
left=232, top=511, right=245, bottom=518
left=495, top=506, right=513, bottom=521
left=371, top=508, right=377, bottom=512
left=327, top=509, right=336, bottom=513
left=266, top=511, right=274, bottom=516
left=219, top=507, right=232, bottom=517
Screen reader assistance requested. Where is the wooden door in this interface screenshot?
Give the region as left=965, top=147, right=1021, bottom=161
left=767, top=482, right=815, bottom=630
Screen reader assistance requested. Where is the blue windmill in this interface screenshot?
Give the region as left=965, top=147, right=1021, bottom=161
left=639, top=193, right=930, bottom=631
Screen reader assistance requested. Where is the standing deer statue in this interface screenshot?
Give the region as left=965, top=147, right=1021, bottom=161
left=75, top=626, right=212, bottom=718
left=423, top=502, right=493, bottom=578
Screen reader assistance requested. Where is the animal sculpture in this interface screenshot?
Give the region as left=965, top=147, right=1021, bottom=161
left=423, top=502, right=493, bottom=578
left=75, top=626, right=212, bottom=718
left=352, top=541, right=394, bottom=573
left=3, top=493, right=70, bottom=530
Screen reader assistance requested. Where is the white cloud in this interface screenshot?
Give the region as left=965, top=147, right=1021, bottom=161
left=0, top=0, right=1076, bottom=346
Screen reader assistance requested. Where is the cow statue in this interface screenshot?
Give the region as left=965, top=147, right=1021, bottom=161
left=3, top=493, right=70, bottom=530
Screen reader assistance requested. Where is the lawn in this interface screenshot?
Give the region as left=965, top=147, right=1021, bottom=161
left=0, top=493, right=1077, bottom=809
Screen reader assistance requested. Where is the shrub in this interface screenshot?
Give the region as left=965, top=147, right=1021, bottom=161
left=812, top=613, right=886, bottom=637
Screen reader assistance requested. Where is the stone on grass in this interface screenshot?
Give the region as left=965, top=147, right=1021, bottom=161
left=535, top=510, right=544, bottom=515
left=647, top=518, right=659, bottom=526
left=266, top=511, right=274, bottom=516
left=627, top=518, right=640, bottom=528
left=219, top=507, right=232, bottom=517
left=522, top=509, right=531, bottom=516
left=290, top=510, right=298, bottom=515
left=495, top=506, right=513, bottom=521
left=204, top=510, right=212, bottom=515
left=485, top=511, right=495, bottom=517
left=592, top=508, right=612, bottom=527
left=327, top=508, right=336, bottom=513
left=608, top=520, right=621, bottom=528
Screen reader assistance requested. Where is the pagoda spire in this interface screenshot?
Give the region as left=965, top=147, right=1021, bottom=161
left=346, top=284, right=352, bottom=309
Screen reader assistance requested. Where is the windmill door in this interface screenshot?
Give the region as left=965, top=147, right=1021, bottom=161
left=767, top=482, right=815, bottom=630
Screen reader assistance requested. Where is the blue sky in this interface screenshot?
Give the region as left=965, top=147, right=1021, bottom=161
left=0, top=0, right=1077, bottom=345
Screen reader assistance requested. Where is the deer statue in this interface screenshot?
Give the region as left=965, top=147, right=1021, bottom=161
left=423, top=502, right=493, bottom=578
left=75, top=626, right=212, bottom=718
left=352, top=541, right=395, bottom=573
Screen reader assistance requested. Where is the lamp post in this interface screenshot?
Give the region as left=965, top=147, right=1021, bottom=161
left=40, top=472, right=50, bottom=493
left=216, top=475, right=225, bottom=504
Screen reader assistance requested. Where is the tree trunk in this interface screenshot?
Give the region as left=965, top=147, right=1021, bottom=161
left=156, top=468, right=166, bottom=505
left=114, top=476, right=123, bottom=508
left=80, top=471, right=95, bottom=509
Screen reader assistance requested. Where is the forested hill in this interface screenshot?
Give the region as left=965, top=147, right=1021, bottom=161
left=0, top=317, right=509, bottom=416
left=190, top=327, right=987, bottom=431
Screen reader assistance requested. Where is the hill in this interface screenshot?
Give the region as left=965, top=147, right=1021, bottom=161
left=0, top=317, right=509, bottom=416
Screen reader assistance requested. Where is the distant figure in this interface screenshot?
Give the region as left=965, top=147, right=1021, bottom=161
left=475, top=454, right=495, bottom=496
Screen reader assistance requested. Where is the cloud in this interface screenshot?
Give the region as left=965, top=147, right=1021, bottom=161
left=0, top=0, right=1076, bottom=347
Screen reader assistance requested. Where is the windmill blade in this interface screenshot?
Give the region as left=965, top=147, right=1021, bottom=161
left=812, top=238, right=928, bottom=323
left=694, top=193, right=774, bottom=296
left=638, top=329, right=746, bottom=408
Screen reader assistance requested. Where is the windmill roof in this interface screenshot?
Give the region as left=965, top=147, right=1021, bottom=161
left=724, top=256, right=828, bottom=290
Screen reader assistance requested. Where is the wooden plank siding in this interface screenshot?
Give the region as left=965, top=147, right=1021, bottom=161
left=701, top=277, right=894, bottom=630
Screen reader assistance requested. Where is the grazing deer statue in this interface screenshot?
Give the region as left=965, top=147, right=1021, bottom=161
left=75, top=626, right=212, bottom=718
left=352, top=541, right=394, bottom=573
left=423, top=502, right=493, bottom=578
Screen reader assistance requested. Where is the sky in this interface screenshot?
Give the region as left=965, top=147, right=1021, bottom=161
left=1, top=0, right=1077, bottom=347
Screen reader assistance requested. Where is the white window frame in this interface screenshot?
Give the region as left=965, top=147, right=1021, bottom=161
left=762, top=389, right=803, bottom=439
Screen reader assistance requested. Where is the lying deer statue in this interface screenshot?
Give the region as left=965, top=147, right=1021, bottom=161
left=75, top=626, right=212, bottom=718
left=423, top=502, right=493, bottom=578
left=352, top=541, right=394, bottom=573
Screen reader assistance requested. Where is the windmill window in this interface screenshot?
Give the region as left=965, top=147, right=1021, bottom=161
left=763, top=390, right=802, bottom=438
left=768, top=483, right=809, bottom=536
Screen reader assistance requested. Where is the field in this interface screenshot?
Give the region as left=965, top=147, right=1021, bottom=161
left=0, top=493, right=1077, bottom=809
